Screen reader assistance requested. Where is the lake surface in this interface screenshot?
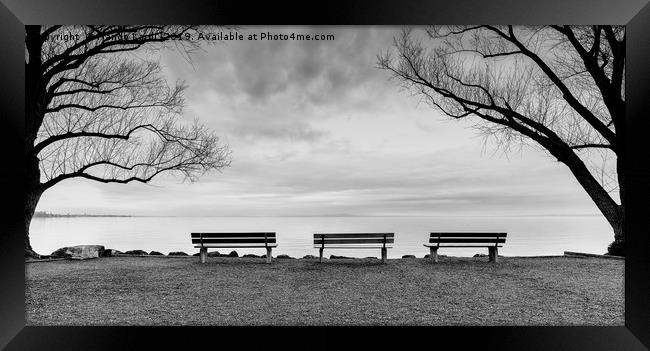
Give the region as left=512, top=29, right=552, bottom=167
left=30, top=216, right=614, bottom=258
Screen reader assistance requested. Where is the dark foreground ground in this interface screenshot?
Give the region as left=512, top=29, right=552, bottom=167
left=25, top=256, right=624, bottom=326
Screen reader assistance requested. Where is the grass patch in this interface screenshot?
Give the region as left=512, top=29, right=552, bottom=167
left=25, top=256, right=624, bottom=326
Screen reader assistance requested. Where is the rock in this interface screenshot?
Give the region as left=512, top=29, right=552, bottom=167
left=25, top=248, right=41, bottom=259
left=330, top=255, right=352, bottom=259
left=124, top=250, right=148, bottom=255
left=474, top=253, right=488, bottom=258
left=424, top=254, right=446, bottom=258
left=193, top=252, right=201, bottom=256
left=227, top=250, right=239, bottom=257
left=168, top=251, right=188, bottom=256
left=102, top=249, right=122, bottom=257
left=402, top=255, right=416, bottom=259
left=243, top=254, right=260, bottom=258
left=277, top=254, right=295, bottom=259
left=302, top=255, right=318, bottom=259
left=149, top=251, right=163, bottom=256
left=51, top=245, right=105, bottom=260
left=207, top=251, right=222, bottom=257
left=51, top=247, right=71, bottom=259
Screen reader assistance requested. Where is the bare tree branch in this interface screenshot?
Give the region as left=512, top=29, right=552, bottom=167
left=377, top=26, right=625, bottom=249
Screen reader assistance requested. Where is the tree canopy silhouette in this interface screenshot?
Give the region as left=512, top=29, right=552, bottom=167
left=378, top=26, right=625, bottom=255
left=25, top=25, right=231, bottom=257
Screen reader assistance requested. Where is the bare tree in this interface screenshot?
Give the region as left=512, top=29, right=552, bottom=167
left=378, top=26, right=625, bottom=255
left=25, top=25, right=232, bottom=257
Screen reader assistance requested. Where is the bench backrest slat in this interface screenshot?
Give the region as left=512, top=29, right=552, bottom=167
left=193, top=238, right=277, bottom=244
left=429, top=238, right=506, bottom=243
left=428, top=232, right=507, bottom=247
left=314, top=238, right=395, bottom=245
left=313, top=233, right=394, bottom=248
left=314, top=233, right=394, bottom=238
left=191, top=232, right=276, bottom=238
left=430, top=232, right=507, bottom=238
left=191, top=232, right=276, bottom=247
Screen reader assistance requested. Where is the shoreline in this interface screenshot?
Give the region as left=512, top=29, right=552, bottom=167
left=26, top=251, right=622, bottom=263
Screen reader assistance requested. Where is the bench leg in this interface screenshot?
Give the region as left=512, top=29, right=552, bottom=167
left=200, top=247, right=207, bottom=263
left=381, top=247, right=387, bottom=264
left=266, top=247, right=272, bottom=264
left=429, top=247, right=438, bottom=263
left=319, top=248, right=324, bottom=263
left=488, top=247, right=498, bottom=262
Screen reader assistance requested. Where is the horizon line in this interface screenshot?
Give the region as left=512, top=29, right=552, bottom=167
left=35, top=213, right=603, bottom=218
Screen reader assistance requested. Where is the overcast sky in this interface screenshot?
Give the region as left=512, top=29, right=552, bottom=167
left=36, top=26, right=603, bottom=217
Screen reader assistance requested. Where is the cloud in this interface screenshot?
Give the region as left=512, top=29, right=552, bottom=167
left=160, top=27, right=401, bottom=144
left=37, top=27, right=607, bottom=219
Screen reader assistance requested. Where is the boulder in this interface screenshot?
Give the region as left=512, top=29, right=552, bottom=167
left=102, top=249, right=122, bottom=257
left=402, top=255, right=416, bottom=259
left=330, top=255, right=352, bottom=259
left=474, top=253, right=488, bottom=258
left=50, top=247, right=72, bottom=259
left=302, top=255, right=318, bottom=259
left=149, top=251, right=163, bottom=256
left=424, top=254, right=445, bottom=258
left=168, top=251, right=189, bottom=256
left=51, top=245, right=105, bottom=260
left=277, top=254, right=295, bottom=259
left=243, top=254, right=260, bottom=258
left=227, top=250, right=239, bottom=258
left=207, top=251, right=222, bottom=257
left=124, top=250, right=148, bottom=255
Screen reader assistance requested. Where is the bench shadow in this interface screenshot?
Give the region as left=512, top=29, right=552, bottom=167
left=305, top=259, right=389, bottom=267
left=192, top=257, right=276, bottom=265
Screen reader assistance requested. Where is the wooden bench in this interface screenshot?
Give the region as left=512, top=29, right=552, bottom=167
left=191, top=232, right=277, bottom=264
left=424, top=232, right=507, bottom=263
left=313, top=233, right=394, bottom=264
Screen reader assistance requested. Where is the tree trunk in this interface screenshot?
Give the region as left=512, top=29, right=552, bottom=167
left=607, top=130, right=627, bottom=256
left=552, top=145, right=624, bottom=255
left=25, top=150, right=44, bottom=258
left=24, top=26, right=46, bottom=258
left=607, top=212, right=625, bottom=256
left=25, top=189, right=43, bottom=258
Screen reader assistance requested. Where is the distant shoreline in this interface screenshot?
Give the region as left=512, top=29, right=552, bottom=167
left=33, top=211, right=133, bottom=218
left=33, top=213, right=603, bottom=218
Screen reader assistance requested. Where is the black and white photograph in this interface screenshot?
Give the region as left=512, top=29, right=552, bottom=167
left=19, top=24, right=632, bottom=328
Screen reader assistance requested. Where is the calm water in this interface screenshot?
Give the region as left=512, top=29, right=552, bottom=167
left=30, top=216, right=614, bottom=258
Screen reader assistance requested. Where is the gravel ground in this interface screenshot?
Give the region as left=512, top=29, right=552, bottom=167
left=25, top=256, right=624, bottom=326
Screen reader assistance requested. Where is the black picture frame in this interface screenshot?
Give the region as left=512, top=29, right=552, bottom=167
left=1, top=0, right=648, bottom=349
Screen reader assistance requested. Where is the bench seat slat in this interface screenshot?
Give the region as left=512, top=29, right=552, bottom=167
left=424, top=244, right=503, bottom=248
left=314, top=239, right=394, bottom=245
left=194, top=244, right=278, bottom=248
left=425, top=232, right=507, bottom=262
left=192, top=232, right=278, bottom=264
left=192, top=232, right=275, bottom=238
left=313, top=233, right=393, bottom=263
left=429, top=238, right=506, bottom=243
left=313, top=233, right=394, bottom=238
left=192, top=238, right=276, bottom=244
left=430, top=232, right=507, bottom=237
left=313, top=245, right=394, bottom=249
